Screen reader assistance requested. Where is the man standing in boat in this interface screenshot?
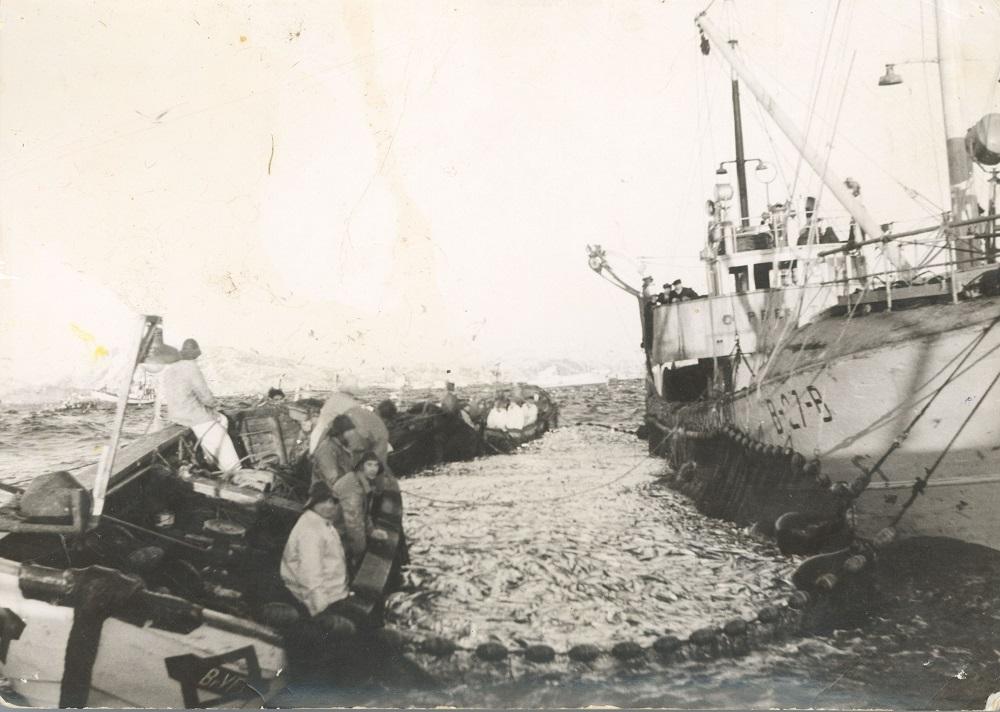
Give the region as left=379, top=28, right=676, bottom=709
left=159, top=338, right=243, bottom=473
left=641, top=275, right=657, bottom=301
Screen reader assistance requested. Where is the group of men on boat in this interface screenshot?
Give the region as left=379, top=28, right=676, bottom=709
left=142, top=338, right=400, bottom=656
left=484, top=383, right=540, bottom=432
left=138, top=334, right=552, bottom=636
left=642, top=277, right=700, bottom=306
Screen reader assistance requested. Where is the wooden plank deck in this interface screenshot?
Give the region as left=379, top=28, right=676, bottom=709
left=74, top=425, right=188, bottom=490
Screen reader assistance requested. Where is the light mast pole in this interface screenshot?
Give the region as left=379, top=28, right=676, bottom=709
left=935, top=0, right=973, bottom=221
left=724, top=0, right=750, bottom=227
left=731, top=58, right=750, bottom=226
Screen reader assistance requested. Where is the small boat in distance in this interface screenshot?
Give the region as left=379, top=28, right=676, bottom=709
left=89, top=370, right=157, bottom=406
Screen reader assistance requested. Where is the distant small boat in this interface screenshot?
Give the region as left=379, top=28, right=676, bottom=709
left=482, top=385, right=559, bottom=454
left=90, top=372, right=157, bottom=405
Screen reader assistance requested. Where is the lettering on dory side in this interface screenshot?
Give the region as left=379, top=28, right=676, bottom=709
left=165, top=645, right=263, bottom=708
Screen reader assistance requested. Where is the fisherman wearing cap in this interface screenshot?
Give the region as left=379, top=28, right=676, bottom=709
left=641, top=275, right=657, bottom=302
left=158, top=337, right=242, bottom=473
left=281, top=480, right=426, bottom=688
left=668, top=278, right=699, bottom=303
left=281, top=480, right=350, bottom=617
left=638, top=276, right=659, bottom=351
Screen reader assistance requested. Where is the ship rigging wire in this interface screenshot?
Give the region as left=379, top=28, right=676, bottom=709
left=753, top=58, right=944, bottom=216
left=846, top=317, right=1000, bottom=501
left=753, top=52, right=858, bottom=392
left=735, top=25, right=943, bottom=217
left=888, top=366, right=1000, bottom=529
left=918, top=0, right=947, bottom=205
left=750, top=100, right=792, bottom=202
left=787, top=0, right=844, bottom=203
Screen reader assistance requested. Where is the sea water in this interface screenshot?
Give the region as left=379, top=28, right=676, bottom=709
left=1, top=381, right=998, bottom=709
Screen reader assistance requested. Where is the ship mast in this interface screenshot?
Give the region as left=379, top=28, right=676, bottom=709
left=935, top=0, right=973, bottom=220
left=695, top=11, right=890, bottom=252
left=731, top=76, right=750, bottom=225
left=726, top=1, right=750, bottom=225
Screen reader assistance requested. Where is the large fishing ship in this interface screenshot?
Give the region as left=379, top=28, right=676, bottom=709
left=589, top=0, right=1000, bottom=555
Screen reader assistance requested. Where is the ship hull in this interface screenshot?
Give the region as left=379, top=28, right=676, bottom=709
left=647, top=295, right=1000, bottom=551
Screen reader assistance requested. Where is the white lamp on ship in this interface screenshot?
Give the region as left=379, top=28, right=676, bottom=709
left=878, top=63, right=903, bottom=86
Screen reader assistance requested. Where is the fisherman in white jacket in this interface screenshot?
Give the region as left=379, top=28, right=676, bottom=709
left=280, top=481, right=350, bottom=617
left=158, top=338, right=242, bottom=473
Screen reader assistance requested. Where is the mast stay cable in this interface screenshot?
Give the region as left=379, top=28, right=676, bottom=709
left=788, top=0, right=843, bottom=202
left=755, top=51, right=858, bottom=392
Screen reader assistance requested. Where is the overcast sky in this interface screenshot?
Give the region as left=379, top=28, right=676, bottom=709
left=2, top=0, right=998, bottom=390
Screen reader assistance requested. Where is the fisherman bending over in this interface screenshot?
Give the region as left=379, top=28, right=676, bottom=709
left=159, top=338, right=242, bottom=473
left=309, top=378, right=393, bottom=475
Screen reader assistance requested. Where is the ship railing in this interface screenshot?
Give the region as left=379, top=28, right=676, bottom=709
left=721, top=214, right=869, bottom=255
left=814, top=213, right=998, bottom=310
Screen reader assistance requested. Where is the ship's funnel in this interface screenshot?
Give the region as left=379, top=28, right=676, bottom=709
left=966, top=113, right=1000, bottom=166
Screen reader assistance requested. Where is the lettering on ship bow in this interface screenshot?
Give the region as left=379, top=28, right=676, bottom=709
left=764, top=385, right=833, bottom=435
left=721, top=307, right=792, bottom=326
